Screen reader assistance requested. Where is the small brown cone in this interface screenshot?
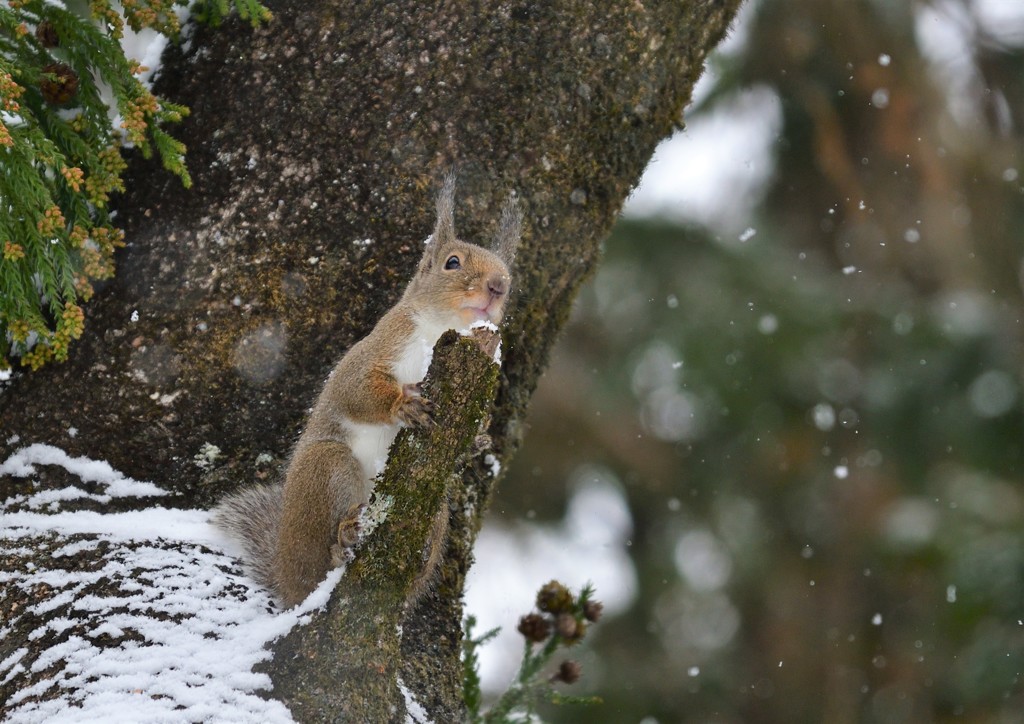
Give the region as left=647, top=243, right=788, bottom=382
left=583, top=599, right=604, bottom=622
left=35, top=21, right=59, bottom=48
left=555, top=612, right=586, bottom=644
left=517, top=613, right=551, bottom=643
left=536, top=580, right=573, bottom=614
left=552, top=660, right=582, bottom=684
left=40, top=63, right=78, bottom=106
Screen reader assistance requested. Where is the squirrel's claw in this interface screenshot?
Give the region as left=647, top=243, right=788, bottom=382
left=398, top=396, right=435, bottom=427
left=398, top=383, right=435, bottom=427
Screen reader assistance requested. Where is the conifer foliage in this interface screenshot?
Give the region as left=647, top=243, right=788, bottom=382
left=0, top=0, right=268, bottom=371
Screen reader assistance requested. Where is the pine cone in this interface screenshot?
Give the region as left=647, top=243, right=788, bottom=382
left=583, top=599, right=604, bottom=622
left=40, top=63, right=78, bottom=105
left=35, top=21, right=59, bottom=48
left=555, top=612, right=586, bottom=644
left=552, top=660, right=582, bottom=684
left=517, top=613, right=551, bottom=643
left=536, top=580, right=573, bottom=614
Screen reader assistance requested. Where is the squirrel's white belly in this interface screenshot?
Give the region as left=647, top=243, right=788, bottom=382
left=347, top=316, right=455, bottom=481
left=345, top=420, right=400, bottom=480
left=393, top=314, right=454, bottom=385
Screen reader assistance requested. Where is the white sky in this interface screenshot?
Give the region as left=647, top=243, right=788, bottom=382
left=622, top=81, right=782, bottom=232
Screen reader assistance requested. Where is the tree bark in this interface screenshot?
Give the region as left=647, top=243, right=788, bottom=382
left=0, top=0, right=741, bottom=719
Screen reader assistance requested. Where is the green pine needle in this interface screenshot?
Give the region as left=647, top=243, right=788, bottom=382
left=0, top=0, right=267, bottom=370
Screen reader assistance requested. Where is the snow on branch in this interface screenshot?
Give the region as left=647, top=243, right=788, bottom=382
left=0, top=443, right=324, bottom=723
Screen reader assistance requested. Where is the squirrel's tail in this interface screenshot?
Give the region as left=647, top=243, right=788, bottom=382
left=211, top=483, right=283, bottom=594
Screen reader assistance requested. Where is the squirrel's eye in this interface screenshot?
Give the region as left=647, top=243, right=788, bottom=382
left=444, top=255, right=461, bottom=270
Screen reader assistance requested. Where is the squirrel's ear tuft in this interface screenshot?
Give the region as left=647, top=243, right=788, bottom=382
left=433, top=171, right=457, bottom=248
left=493, top=192, right=523, bottom=268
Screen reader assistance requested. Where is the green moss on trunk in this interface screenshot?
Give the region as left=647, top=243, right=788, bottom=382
left=268, top=330, right=500, bottom=721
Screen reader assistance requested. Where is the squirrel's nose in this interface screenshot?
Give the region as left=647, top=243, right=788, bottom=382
left=487, top=276, right=508, bottom=298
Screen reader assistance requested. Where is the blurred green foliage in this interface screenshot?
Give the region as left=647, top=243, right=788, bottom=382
left=496, top=0, right=1024, bottom=721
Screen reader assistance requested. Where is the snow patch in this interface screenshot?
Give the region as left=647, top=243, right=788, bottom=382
left=483, top=453, right=501, bottom=478
left=463, top=319, right=503, bottom=364
left=0, top=443, right=346, bottom=722
left=0, top=443, right=169, bottom=506
left=398, top=675, right=433, bottom=724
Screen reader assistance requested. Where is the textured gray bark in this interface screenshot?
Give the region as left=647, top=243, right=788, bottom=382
left=0, top=0, right=741, bottom=719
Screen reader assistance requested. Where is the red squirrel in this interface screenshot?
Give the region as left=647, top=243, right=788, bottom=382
left=213, top=175, right=522, bottom=606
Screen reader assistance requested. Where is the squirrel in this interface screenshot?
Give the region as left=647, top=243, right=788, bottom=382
left=213, top=174, right=522, bottom=608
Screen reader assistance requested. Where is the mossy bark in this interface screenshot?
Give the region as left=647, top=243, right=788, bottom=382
left=0, top=0, right=742, bottom=719
left=267, top=330, right=499, bottom=721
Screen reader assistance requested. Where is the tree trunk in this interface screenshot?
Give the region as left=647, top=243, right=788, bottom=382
left=0, top=0, right=741, bottom=719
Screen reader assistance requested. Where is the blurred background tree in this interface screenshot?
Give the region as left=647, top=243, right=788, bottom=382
left=473, top=0, right=1024, bottom=721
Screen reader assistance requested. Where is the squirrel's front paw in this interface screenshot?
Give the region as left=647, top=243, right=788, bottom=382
left=397, top=383, right=435, bottom=427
